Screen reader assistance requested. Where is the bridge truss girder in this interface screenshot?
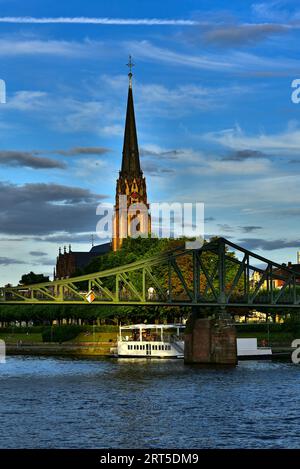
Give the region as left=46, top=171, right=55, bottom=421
left=1, top=237, right=300, bottom=309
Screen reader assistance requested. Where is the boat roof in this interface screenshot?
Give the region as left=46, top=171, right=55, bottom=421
left=119, top=323, right=185, bottom=330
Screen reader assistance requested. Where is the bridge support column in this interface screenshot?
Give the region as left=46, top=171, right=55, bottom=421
left=184, top=315, right=237, bottom=366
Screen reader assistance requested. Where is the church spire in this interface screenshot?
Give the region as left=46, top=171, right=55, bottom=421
left=112, top=57, right=151, bottom=252
left=121, top=56, right=142, bottom=177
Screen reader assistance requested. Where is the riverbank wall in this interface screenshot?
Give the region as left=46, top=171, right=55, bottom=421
left=6, top=341, right=117, bottom=357
left=5, top=342, right=293, bottom=360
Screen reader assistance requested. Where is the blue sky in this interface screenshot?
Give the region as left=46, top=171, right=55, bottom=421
left=1, top=0, right=300, bottom=284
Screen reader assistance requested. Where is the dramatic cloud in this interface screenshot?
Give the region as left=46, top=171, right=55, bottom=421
left=239, top=226, right=263, bottom=233
left=140, top=148, right=181, bottom=159
left=53, top=147, right=110, bottom=156
left=0, top=257, right=26, bottom=265
left=140, top=145, right=271, bottom=177
left=0, top=147, right=110, bottom=170
left=29, top=251, right=48, bottom=257
left=217, top=224, right=234, bottom=233
left=0, top=17, right=197, bottom=25
left=221, top=149, right=269, bottom=161
left=38, top=258, right=57, bottom=266
left=0, top=151, right=65, bottom=169
left=0, top=182, right=108, bottom=235
left=1, top=233, right=105, bottom=244
left=203, top=23, right=287, bottom=47
left=216, top=225, right=263, bottom=234
left=141, top=161, right=175, bottom=176
left=289, top=159, right=300, bottom=164
left=34, top=233, right=102, bottom=244
left=239, top=238, right=300, bottom=251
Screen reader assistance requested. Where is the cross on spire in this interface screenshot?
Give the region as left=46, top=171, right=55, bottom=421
left=126, top=55, right=135, bottom=88
left=121, top=55, right=141, bottom=176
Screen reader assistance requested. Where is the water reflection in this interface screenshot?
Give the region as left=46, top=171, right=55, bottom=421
left=0, top=357, right=299, bottom=448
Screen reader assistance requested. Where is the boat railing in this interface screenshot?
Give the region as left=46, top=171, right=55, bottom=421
left=118, top=333, right=184, bottom=342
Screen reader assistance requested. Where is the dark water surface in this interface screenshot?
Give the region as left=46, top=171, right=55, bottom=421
left=0, top=356, right=299, bottom=448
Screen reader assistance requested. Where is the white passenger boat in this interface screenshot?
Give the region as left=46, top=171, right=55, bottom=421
left=117, top=324, right=185, bottom=359
left=236, top=338, right=272, bottom=359
left=117, top=324, right=272, bottom=360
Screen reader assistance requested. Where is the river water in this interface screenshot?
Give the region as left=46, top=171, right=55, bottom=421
left=0, top=356, right=299, bottom=448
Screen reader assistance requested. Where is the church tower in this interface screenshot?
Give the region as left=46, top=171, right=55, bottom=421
left=112, top=57, right=151, bottom=251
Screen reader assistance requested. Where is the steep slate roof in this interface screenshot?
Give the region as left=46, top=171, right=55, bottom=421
left=72, top=242, right=111, bottom=268
left=121, top=83, right=142, bottom=177
left=90, top=242, right=111, bottom=254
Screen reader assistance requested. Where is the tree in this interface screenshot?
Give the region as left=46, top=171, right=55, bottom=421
left=19, top=271, right=50, bottom=286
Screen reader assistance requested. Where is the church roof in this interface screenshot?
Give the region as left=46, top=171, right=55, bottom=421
left=89, top=242, right=111, bottom=254
left=68, top=242, right=111, bottom=269
left=70, top=252, right=96, bottom=269
left=121, top=76, right=142, bottom=177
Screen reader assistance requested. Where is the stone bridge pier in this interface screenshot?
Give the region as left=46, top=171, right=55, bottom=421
left=184, top=310, right=237, bottom=366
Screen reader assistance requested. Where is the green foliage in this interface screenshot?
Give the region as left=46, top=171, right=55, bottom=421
left=237, top=330, right=294, bottom=345
left=42, top=325, right=82, bottom=343
left=19, top=271, right=50, bottom=285
left=236, top=320, right=300, bottom=335
left=0, top=332, right=43, bottom=344
left=282, top=316, right=300, bottom=334
left=83, top=236, right=177, bottom=274
left=83, top=325, right=119, bottom=333
left=0, top=325, right=45, bottom=334
left=235, top=323, right=283, bottom=333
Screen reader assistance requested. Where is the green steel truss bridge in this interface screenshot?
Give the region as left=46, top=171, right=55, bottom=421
left=1, top=237, right=300, bottom=309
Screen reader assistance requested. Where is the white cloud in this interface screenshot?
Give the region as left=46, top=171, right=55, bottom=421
left=101, top=74, right=252, bottom=117
left=128, top=40, right=235, bottom=72
left=74, top=157, right=107, bottom=180
left=101, top=124, right=124, bottom=136
left=0, top=38, right=104, bottom=57
left=252, top=1, right=292, bottom=21
left=5, top=91, right=48, bottom=111
left=0, top=75, right=253, bottom=136
left=205, top=123, right=300, bottom=155
left=136, top=82, right=250, bottom=115
left=208, top=173, right=300, bottom=208
left=204, top=158, right=271, bottom=174
left=127, top=39, right=300, bottom=73
left=141, top=144, right=271, bottom=176
left=0, top=89, right=121, bottom=135
left=0, top=16, right=197, bottom=25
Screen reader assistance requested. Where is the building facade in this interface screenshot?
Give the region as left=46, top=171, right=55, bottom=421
left=55, top=243, right=111, bottom=279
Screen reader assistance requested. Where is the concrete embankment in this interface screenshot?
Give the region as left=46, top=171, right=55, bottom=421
left=5, top=341, right=294, bottom=360
left=6, top=342, right=117, bottom=357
